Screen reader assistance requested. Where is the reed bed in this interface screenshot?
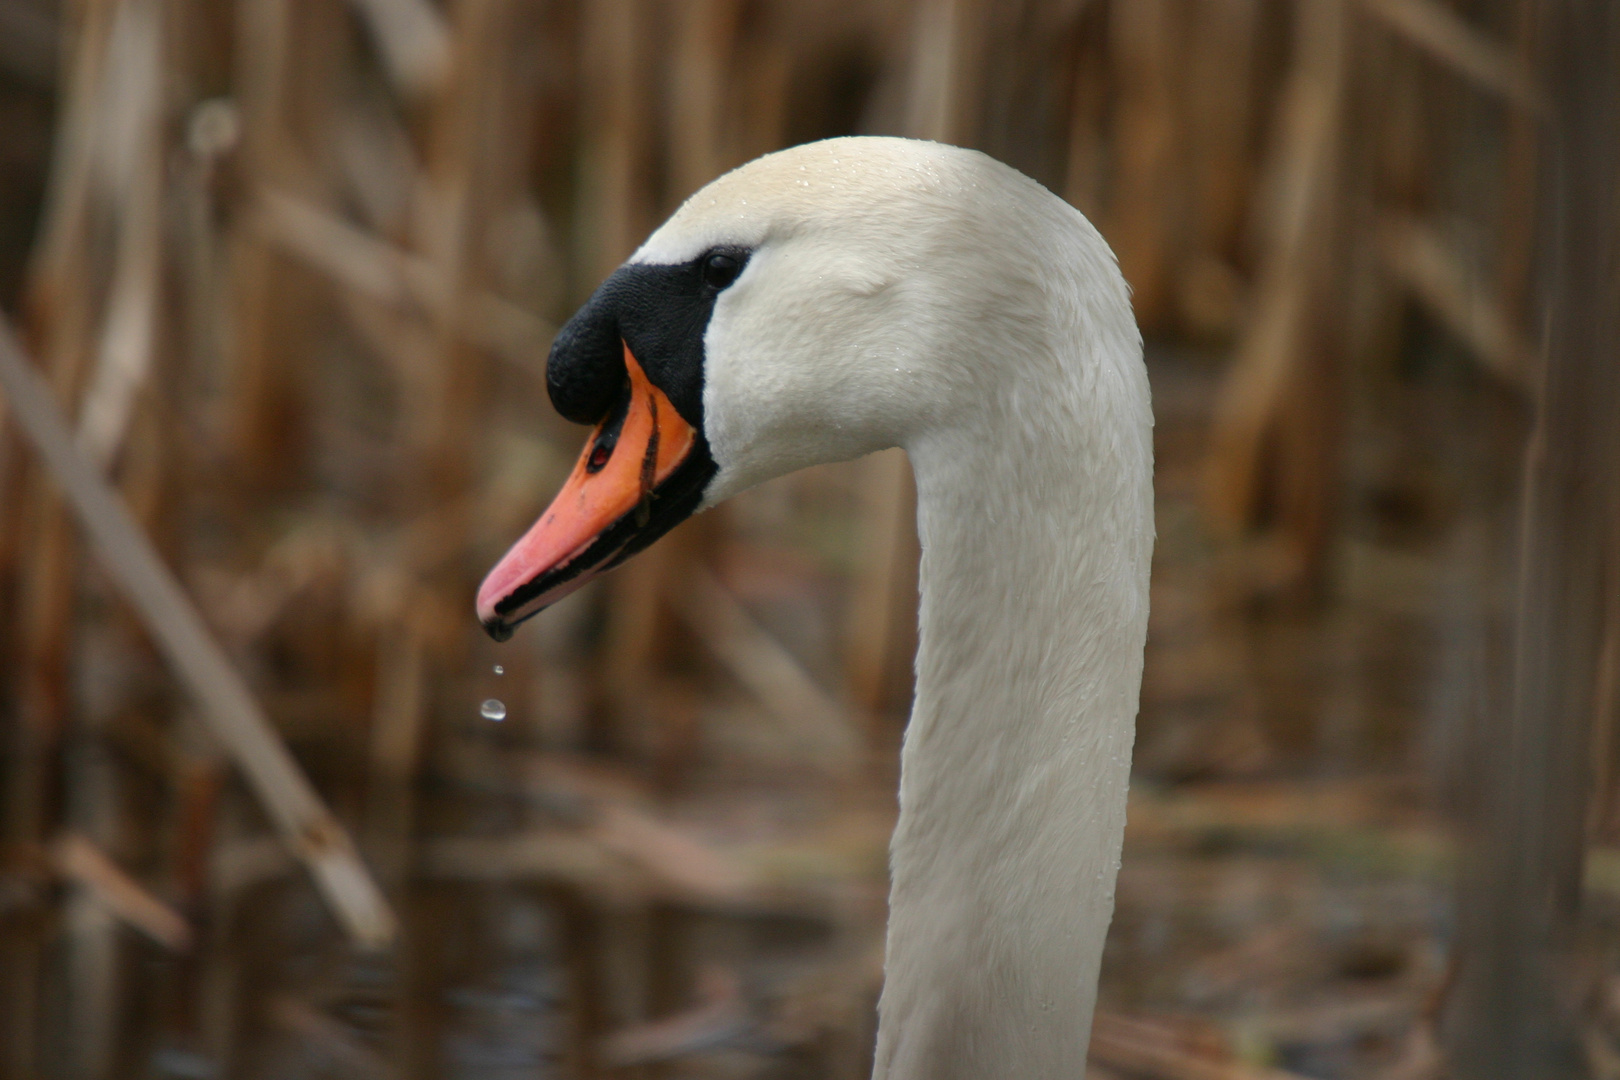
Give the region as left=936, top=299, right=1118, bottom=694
left=0, top=1, right=1616, bottom=1078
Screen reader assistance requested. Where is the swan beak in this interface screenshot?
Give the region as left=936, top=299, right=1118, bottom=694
left=477, top=345, right=701, bottom=640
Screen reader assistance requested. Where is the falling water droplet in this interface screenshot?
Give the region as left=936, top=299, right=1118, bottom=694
left=493, top=664, right=504, bottom=676
left=480, top=699, right=507, bottom=722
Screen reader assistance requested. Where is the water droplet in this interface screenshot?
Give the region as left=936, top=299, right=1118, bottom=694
left=480, top=699, right=507, bottom=722
left=493, top=664, right=504, bottom=676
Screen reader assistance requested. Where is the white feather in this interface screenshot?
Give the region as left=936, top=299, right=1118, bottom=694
left=642, top=136, right=1153, bottom=1079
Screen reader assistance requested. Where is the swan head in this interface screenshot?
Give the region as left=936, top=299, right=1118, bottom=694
left=478, top=136, right=1133, bottom=640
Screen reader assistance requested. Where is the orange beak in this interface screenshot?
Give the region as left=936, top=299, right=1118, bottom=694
left=477, top=345, right=705, bottom=640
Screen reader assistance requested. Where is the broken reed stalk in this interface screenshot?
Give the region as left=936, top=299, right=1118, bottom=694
left=1377, top=213, right=1533, bottom=391
left=0, top=315, right=397, bottom=949
left=347, top=0, right=452, bottom=101
left=52, top=833, right=192, bottom=951
left=1359, top=0, right=1544, bottom=112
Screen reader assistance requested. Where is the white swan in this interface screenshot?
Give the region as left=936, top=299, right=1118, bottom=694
left=478, top=136, right=1153, bottom=1079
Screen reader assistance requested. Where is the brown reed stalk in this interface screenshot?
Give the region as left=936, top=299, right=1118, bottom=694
left=1446, top=6, right=1620, bottom=1076
left=1204, top=0, right=1351, bottom=559
left=0, top=315, right=397, bottom=948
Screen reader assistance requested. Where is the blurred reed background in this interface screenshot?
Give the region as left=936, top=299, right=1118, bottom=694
left=0, top=0, right=1616, bottom=1078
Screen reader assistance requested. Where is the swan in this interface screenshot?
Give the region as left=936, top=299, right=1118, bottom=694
left=477, top=136, right=1153, bottom=1078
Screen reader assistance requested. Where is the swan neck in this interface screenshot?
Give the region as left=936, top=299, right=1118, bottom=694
left=871, top=394, right=1152, bottom=1079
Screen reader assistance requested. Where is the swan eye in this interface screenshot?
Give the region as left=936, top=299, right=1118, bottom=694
left=701, top=252, right=742, bottom=290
